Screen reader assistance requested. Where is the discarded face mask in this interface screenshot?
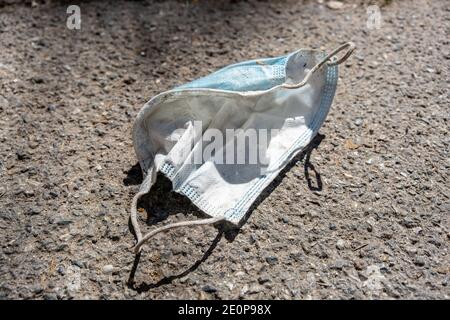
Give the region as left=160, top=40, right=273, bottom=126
left=131, top=42, right=355, bottom=253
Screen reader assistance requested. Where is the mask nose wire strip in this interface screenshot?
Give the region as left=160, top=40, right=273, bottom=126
left=133, top=216, right=224, bottom=254
left=282, top=41, right=355, bottom=89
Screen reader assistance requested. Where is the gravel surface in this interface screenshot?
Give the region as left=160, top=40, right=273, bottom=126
left=0, top=0, right=448, bottom=299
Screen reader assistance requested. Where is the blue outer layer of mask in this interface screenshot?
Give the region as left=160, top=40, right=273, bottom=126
left=177, top=56, right=288, bottom=92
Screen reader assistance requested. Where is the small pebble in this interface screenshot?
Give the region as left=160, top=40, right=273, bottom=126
left=27, top=207, right=41, bottom=215
left=71, top=260, right=84, bottom=268
left=336, top=239, right=346, bottom=250
left=414, top=257, right=425, bottom=267
left=265, top=256, right=278, bottom=265
left=57, top=265, right=65, bottom=275
left=56, top=219, right=72, bottom=226
left=202, top=285, right=217, bottom=293
left=326, top=1, right=344, bottom=10
left=102, top=264, right=115, bottom=274
left=32, top=284, right=43, bottom=294
left=258, top=276, right=270, bottom=284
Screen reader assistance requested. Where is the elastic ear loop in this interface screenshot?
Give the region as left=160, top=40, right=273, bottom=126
left=282, top=41, right=355, bottom=89
left=133, top=216, right=224, bottom=254
left=130, top=168, right=225, bottom=254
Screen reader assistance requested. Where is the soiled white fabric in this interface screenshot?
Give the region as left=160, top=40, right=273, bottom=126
left=131, top=43, right=354, bottom=253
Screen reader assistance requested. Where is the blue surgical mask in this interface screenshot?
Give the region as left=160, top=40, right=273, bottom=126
left=131, top=42, right=355, bottom=253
